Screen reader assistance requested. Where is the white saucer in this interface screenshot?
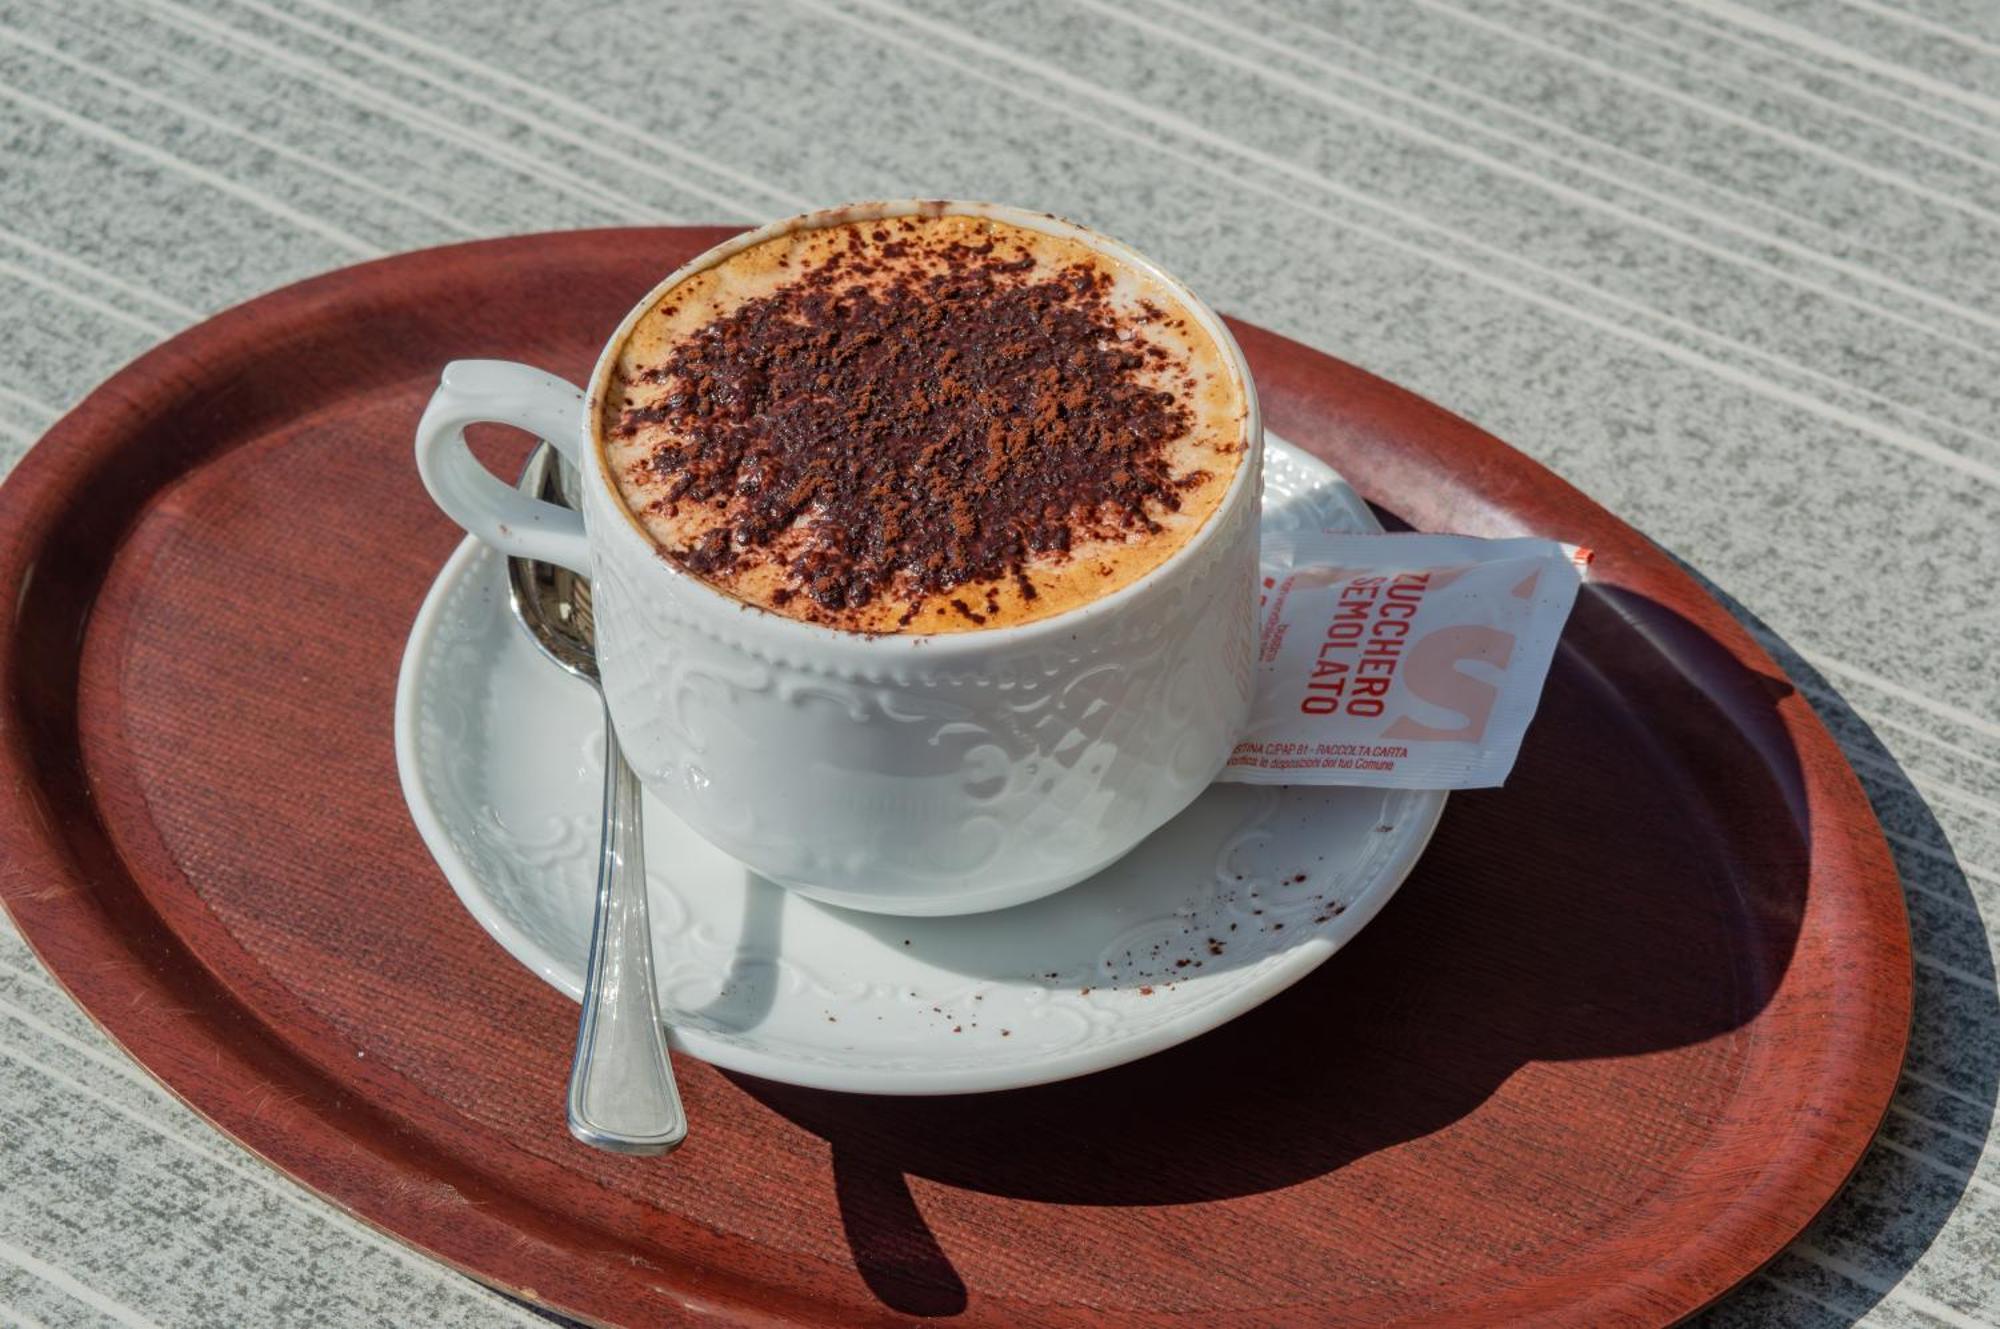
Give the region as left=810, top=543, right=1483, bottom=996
left=394, top=435, right=1446, bottom=1095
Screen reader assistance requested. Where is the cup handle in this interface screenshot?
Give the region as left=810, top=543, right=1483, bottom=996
left=415, top=359, right=593, bottom=575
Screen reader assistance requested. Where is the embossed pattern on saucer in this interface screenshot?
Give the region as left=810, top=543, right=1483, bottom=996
left=394, top=435, right=1447, bottom=1094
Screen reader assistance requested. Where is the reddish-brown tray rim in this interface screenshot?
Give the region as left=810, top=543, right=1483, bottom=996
left=0, top=228, right=1912, bottom=1327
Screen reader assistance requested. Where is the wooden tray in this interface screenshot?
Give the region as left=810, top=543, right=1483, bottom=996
left=0, top=228, right=1911, bottom=1327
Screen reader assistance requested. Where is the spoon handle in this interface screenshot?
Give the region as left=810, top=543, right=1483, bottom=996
left=567, top=704, right=686, bottom=1154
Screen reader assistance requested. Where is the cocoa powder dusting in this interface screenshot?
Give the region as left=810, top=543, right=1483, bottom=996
left=617, top=232, right=1199, bottom=616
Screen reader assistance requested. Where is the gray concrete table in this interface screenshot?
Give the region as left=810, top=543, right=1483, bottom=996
left=2, top=0, right=1994, bottom=1324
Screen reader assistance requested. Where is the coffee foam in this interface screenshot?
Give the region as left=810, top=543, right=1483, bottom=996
left=599, top=213, right=1248, bottom=634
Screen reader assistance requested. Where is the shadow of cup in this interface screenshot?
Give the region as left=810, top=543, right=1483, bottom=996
left=723, top=574, right=1940, bottom=1319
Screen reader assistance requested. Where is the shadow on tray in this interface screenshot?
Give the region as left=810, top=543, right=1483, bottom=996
left=704, top=566, right=1998, bottom=1321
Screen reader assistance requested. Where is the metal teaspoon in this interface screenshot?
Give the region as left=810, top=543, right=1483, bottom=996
left=507, top=444, right=686, bottom=1155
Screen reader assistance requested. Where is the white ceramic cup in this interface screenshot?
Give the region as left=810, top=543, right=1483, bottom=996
left=415, top=201, right=1263, bottom=916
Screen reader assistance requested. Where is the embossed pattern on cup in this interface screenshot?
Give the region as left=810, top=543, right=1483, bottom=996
left=584, top=455, right=1259, bottom=913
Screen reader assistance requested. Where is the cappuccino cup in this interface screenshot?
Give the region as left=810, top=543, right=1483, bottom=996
left=416, top=200, right=1262, bottom=915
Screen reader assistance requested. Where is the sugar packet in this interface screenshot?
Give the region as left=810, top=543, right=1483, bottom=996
left=1219, top=533, right=1589, bottom=789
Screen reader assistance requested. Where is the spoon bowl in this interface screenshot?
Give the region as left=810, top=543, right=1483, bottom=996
left=508, top=447, right=597, bottom=683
